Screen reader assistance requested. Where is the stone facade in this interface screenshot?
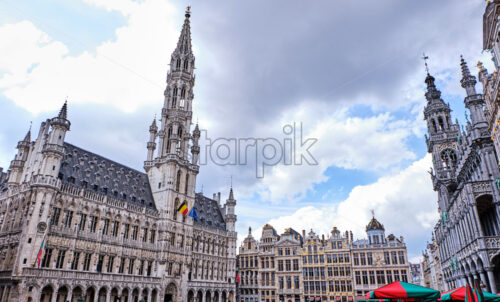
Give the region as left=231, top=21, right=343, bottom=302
left=424, top=23, right=500, bottom=291
left=0, top=8, right=237, bottom=302
left=421, top=241, right=446, bottom=292
left=351, top=218, right=409, bottom=298
left=410, top=263, right=424, bottom=287
left=237, top=217, right=409, bottom=302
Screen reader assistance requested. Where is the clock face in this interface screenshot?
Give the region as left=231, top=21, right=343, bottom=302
left=37, top=222, right=47, bottom=232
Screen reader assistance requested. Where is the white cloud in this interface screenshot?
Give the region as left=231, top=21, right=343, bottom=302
left=0, top=0, right=179, bottom=114
left=245, top=155, right=437, bottom=258
left=246, top=102, right=420, bottom=202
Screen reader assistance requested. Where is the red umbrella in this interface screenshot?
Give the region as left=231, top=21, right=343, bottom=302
left=368, top=281, right=440, bottom=300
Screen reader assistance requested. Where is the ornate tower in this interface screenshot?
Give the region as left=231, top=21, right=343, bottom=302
left=145, top=7, right=199, bottom=217
left=460, top=56, right=489, bottom=135
left=7, top=129, right=31, bottom=186
left=423, top=71, right=461, bottom=212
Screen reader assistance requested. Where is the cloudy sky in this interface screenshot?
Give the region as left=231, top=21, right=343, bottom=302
left=0, top=0, right=495, bottom=262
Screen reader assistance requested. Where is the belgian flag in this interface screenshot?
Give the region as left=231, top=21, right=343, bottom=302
left=177, top=201, right=189, bottom=216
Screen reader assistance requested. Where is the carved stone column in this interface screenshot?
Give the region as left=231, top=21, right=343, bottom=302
left=487, top=268, right=497, bottom=294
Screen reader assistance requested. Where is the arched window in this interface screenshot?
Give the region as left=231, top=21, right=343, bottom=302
left=172, top=87, right=178, bottom=108
left=176, top=59, right=181, bottom=69
left=431, top=120, right=438, bottom=133
left=181, top=87, right=186, bottom=98
left=183, top=60, right=189, bottom=70
left=173, top=198, right=180, bottom=220
left=185, top=174, right=189, bottom=194
left=440, top=149, right=457, bottom=168
left=176, top=170, right=182, bottom=192
left=438, top=116, right=445, bottom=130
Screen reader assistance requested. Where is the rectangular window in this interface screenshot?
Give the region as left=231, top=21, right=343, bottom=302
left=83, top=253, right=92, bottom=271
left=102, top=219, right=109, bottom=235
left=89, top=216, right=98, bottom=233
left=63, top=210, right=73, bottom=228
left=384, top=251, right=391, bottom=264
left=377, top=270, right=385, bottom=284
left=51, top=207, right=61, bottom=225
left=393, top=270, right=400, bottom=281
left=107, top=256, right=114, bottom=273
left=319, top=255, right=324, bottom=263
left=294, top=276, right=299, bottom=289
left=285, top=260, right=291, bottom=271
left=119, top=258, right=125, bottom=274
left=96, top=255, right=104, bottom=272
left=286, top=276, right=292, bottom=289
left=79, top=214, right=87, bottom=231
left=279, top=277, right=284, bottom=289
left=329, top=281, right=334, bottom=291
left=401, top=270, right=408, bottom=282
left=142, top=228, right=148, bottom=242
left=362, top=271, right=368, bottom=285
left=398, top=251, right=406, bottom=264
left=344, top=253, right=350, bottom=263
left=355, top=271, right=361, bottom=285
left=147, top=261, right=152, bottom=276
left=386, top=270, right=393, bottom=283
left=128, top=259, right=135, bottom=274
left=367, top=252, right=373, bottom=265
left=150, top=230, right=156, bottom=243
left=391, top=251, right=398, bottom=264
left=111, top=221, right=119, bottom=237
left=293, top=259, right=299, bottom=270
left=369, top=271, right=376, bottom=284
left=360, top=253, right=366, bottom=265
left=353, top=253, right=359, bottom=265
left=138, top=260, right=144, bottom=275
left=132, top=226, right=138, bottom=240
left=278, top=260, right=283, bottom=271
left=328, top=267, right=333, bottom=277
left=41, top=248, right=53, bottom=268
left=71, top=252, right=80, bottom=270
left=55, top=250, right=66, bottom=269
left=123, top=224, right=130, bottom=239
left=334, top=267, right=339, bottom=276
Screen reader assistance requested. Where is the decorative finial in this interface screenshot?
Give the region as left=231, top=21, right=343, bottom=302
left=371, top=209, right=375, bottom=217
left=477, top=61, right=484, bottom=70
left=29, top=121, right=32, bottom=132
left=185, top=6, right=191, bottom=18
left=249, top=226, right=252, bottom=234
left=201, top=184, right=203, bottom=194
left=230, top=175, right=233, bottom=188
left=422, top=53, right=430, bottom=74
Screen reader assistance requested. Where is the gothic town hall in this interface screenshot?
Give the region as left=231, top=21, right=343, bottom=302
left=0, top=8, right=238, bottom=302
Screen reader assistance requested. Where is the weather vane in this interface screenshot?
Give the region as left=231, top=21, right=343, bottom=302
left=422, top=53, right=430, bottom=74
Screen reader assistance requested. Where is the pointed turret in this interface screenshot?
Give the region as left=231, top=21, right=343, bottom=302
left=459, top=56, right=488, bottom=130
left=58, top=101, right=68, bottom=119
left=145, top=118, right=158, bottom=164
left=174, top=6, right=193, bottom=56
left=224, top=186, right=237, bottom=233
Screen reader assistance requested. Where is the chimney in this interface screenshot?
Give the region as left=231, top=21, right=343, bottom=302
left=213, top=193, right=216, bottom=200
left=350, top=231, right=353, bottom=242
left=302, top=230, right=306, bottom=237
left=217, top=192, right=221, bottom=202
left=322, top=234, right=325, bottom=241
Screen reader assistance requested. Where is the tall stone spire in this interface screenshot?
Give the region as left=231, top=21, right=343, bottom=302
left=155, top=5, right=196, bottom=160
left=146, top=7, right=199, bottom=214
left=175, top=6, right=193, bottom=56
left=460, top=56, right=488, bottom=130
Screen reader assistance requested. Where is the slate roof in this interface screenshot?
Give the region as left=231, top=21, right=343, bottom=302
left=194, top=193, right=226, bottom=231
left=59, top=143, right=156, bottom=209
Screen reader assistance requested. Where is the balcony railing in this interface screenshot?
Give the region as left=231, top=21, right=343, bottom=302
left=22, top=267, right=161, bottom=283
